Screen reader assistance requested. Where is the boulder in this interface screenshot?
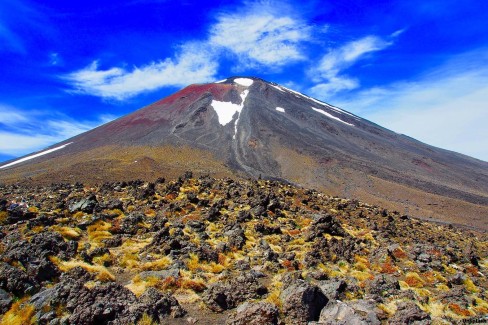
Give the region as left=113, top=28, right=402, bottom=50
left=227, top=301, right=280, bottom=325
left=280, top=279, right=327, bottom=324
left=69, top=195, right=98, bottom=213
left=0, top=262, right=39, bottom=295
left=316, top=299, right=380, bottom=325
left=318, top=279, right=347, bottom=300
left=305, top=214, right=347, bottom=241
left=0, top=288, right=13, bottom=314
left=203, top=272, right=267, bottom=312
left=367, top=275, right=400, bottom=297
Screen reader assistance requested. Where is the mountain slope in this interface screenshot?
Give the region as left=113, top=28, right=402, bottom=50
left=1, top=77, right=487, bottom=229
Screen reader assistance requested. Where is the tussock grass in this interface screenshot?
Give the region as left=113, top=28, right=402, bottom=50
left=137, top=313, right=157, bottom=325
left=52, top=226, right=81, bottom=240
left=87, top=220, right=112, bottom=244
left=50, top=256, right=115, bottom=282
left=186, top=253, right=224, bottom=274
left=464, top=278, right=479, bottom=293
left=0, top=298, right=36, bottom=325
left=404, top=272, right=424, bottom=288
left=126, top=275, right=161, bottom=296
left=112, top=238, right=150, bottom=270
left=141, top=256, right=172, bottom=271
left=265, top=275, right=283, bottom=309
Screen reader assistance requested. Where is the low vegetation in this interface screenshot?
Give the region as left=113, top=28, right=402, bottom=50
left=0, top=174, right=486, bottom=324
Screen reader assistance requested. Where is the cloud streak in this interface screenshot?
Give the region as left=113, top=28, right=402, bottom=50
left=209, top=10, right=311, bottom=67
left=65, top=44, right=218, bottom=100
left=0, top=105, right=115, bottom=157
left=310, top=36, right=392, bottom=97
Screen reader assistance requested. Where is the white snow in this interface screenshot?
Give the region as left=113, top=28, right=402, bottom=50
left=276, top=107, right=285, bottom=113
left=270, top=84, right=286, bottom=93
left=234, top=78, right=254, bottom=87
left=211, top=100, right=240, bottom=126
left=211, top=89, right=250, bottom=139
left=311, top=107, right=354, bottom=126
left=276, top=85, right=360, bottom=120
left=233, top=90, right=249, bottom=139
left=215, top=79, right=227, bottom=83
left=0, top=142, right=73, bottom=169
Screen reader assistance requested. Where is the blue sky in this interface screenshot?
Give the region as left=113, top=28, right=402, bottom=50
left=1, top=0, right=488, bottom=162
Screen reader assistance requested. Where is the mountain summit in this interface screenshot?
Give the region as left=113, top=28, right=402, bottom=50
left=1, top=77, right=487, bottom=229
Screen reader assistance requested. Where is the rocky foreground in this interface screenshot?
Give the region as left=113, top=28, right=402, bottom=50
left=0, top=173, right=487, bottom=324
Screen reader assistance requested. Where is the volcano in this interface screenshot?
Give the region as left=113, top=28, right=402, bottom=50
left=1, top=77, right=487, bottom=229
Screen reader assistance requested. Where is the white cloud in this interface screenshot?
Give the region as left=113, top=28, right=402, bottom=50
left=0, top=106, right=114, bottom=157
left=331, top=53, right=488, bottom=161
left=0, top=105, right=29, bottom=123
left=65, top=44, right=218, bottom=100
left=309, top=76, right=359, bottom=97
left=209, top=8, right=311, bottom=67
left=309, top=36, right=392, bottom=96
left=317, top=36, right=391, bottom=77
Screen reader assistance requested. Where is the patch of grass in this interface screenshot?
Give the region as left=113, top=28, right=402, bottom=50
left=265, top=275, right=283, bottom=309
left=141, top=256, right=172, bottom=271
left=404, top=272, right=424, bottom=288
left=464, top=278, right=479, bottom=293
left=27, top=206, right=39, bottom=214
left=0, top=298, right=36, bottom=325
left=72, top=211, right=85, bottom=219
left=380, top=259, right=398, bottom=274
left=50, top=256, right=115, bottom=282
left=354, top=255, right=371, bottom=271
left=377, top=300, right=397, bottom=316
left=350, top=270, right=374, bottom=282
left=113, top=238, right=151, bottom=270
left=391, top=247, right=407, bottom=259
left=92, top=253, right=113, bottom=267
left=420, top=301, right=445, bottom=318
left=466, top=265, right=480, bottom=277
left=287, top=229, right=301, bottom=236
left=126, top=275, right=161, bottom=296
left=87, top=220, right=112, bottom=244
left=156, top=276, right=207, bottom=293
left=52, top=226, right=81, bottom=240
left=186, top=253, right=225, bottom=274
left=137, top=313, right=157, bottom=325
left=448, top=303, right=472, bottom=317
left=0, top=211, right=8, bottom=225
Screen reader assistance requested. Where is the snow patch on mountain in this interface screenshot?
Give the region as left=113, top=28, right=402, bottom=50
left=234, top=78, right=254, bottom=87
left=211, top=89, right=250, bottom=139
left=215, top=79, right=227, bottom=83
left=270, top=84, right=286, bottom=93
left=311, top=107, right=354, bottom=126
left=276, top=107, right=285, bottom=113
left=273, top=84, right=360, bottom=120
left=0, top=142, right=73, bottom=169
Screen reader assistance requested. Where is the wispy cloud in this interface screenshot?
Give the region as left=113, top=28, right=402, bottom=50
left=64, top=1, right=316, bottom=98
left=209, top=6, right=312, bottom=68
left=332, top=50, right=488, bottom=161
left=65, top=44, right=218, bottom=100
left=0, top=105, right=115, bottom=157
left=309, top=36, right=392, bottom=97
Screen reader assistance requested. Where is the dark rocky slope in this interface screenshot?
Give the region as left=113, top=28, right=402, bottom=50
left=0, top=174, right=487, bottom=324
